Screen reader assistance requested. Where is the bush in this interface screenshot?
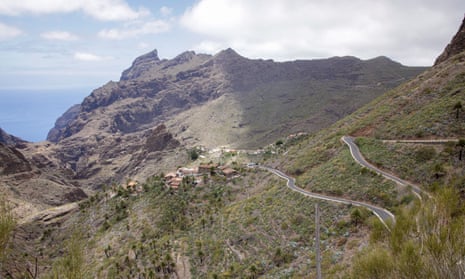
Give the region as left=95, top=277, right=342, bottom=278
left=414, top=146, right=436, bottom=162
left=351, top=246, right=394, bottom=278
left=189, top=149, right=199, bottom=161
left=0, top=199, right=15, bottom=267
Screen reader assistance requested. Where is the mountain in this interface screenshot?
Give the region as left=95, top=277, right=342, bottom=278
left=4, top=15, right=465, bottom=279
left=275, top=16, right=465, bottom=277
left=434, top=15, right=465, bottom=65
left=0, top=127, right=26, bottom=146
left=46, top=48, right=426, bottom=187
left=46, top=104, right=81, bottom=142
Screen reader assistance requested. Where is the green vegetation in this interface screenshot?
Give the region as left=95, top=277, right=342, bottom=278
left=0, top=199, right=15, bottom=276
left=46, top=231, right=88, bottom=279
left=351, top=187, right=465, bottom=278
left=286, top=139, right=398, bottom=208
left=189, top=148, right=200, bottom=161
left=454, top=101, right=463, bottom=119
left=355, top=137, right=465, bottom=193
left=27, top=166, right=370, bottom=278
left=7, top=31, right=465, bottom=278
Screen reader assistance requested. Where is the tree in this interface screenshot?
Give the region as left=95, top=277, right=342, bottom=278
left=454, top=101, right=463, bottom=119
left=457, top=139, right=465, bottom=161
left=189, top=149, right=199, bottom=161
left=350, top=208, right=363, bottom=226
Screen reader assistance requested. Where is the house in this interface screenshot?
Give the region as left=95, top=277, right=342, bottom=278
left=164, top=172, right=177, bottom=181
left=168, top=177, right=183, bottom=189
left=198, top=163, right=217, bottom=174
left=177, top=167, right=198, bottom=177
left=221, top=167, right=238, bottom=178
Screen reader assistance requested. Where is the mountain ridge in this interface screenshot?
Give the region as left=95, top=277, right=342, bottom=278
left=3, top=15, right=465, bottom=279
left=43, top=48, right=426, bottom=187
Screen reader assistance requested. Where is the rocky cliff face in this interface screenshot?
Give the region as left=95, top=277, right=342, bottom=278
left=46, top=104, right=81, bottom=142
left=435, top=15, right=465, bottom=65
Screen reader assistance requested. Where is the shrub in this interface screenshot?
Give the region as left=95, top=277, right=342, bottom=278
left=351, top=246, right=394, bottom=278
left=414, top=146, right=436, bottom=162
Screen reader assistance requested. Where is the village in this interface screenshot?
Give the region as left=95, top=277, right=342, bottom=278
left=163, top=162, right=240, bottom=189
left=121, top=132, right=307, bottom=194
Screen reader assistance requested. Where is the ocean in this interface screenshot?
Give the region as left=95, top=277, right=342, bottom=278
left=0, top=88, right=91, bottom=142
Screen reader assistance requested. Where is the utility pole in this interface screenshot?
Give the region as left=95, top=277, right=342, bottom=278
left=315, top=203, right=322, bottom=279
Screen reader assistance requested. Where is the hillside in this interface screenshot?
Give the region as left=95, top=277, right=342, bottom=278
left=0, top=141, right=87, bottom=220
left=45, top=48, right=425, bottom=188
left=274, top=16, right=465, bottom=278
left=3, top=16, right=465, bottom=279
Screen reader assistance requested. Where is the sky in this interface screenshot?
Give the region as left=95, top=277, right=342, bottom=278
left=0, top=0, right=465, bottom=91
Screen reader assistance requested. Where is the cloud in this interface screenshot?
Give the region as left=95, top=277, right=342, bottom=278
left=181, top=0, right=465, bottom=65
left=0, top=0, right=148, bottom=21
left=0, top=22, right=22, bottom=40
left=74, top=52, right=111, bottom=61
left=160, top=6, right=173, bottom=17
left=41, top=31, right=79, bottom=41
left=98, top=20, right=170, bottom=40
left=193, top=41, right=225, bottom=54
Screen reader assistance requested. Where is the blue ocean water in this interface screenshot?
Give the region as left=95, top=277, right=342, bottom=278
left=0, top=88, right=91, bottom=142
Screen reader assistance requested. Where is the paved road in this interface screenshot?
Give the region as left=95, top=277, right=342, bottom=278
left=260, top=166, right=395, bottom=229
left=382, top=139, right=458, bottom=144
left=341, top=136, right=427, bottom=199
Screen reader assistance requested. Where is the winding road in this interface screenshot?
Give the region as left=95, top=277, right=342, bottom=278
left=260, top=166, right=395, bottom=230
left=342, top=136, right=430, bottom=199
left=260, top=135, right=438, bottom=230
left=262, top=136, right=437, bottom=230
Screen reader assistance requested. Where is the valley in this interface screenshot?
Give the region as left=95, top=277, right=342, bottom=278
left=1, top=14, right=465, bottom=279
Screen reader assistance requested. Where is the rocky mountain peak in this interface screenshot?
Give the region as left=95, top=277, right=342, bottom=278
left=435, top=14, right=465, bottom=65
left=213, top=48, right=245, bottom=63
left=173, top=50, right=197, bottom=63
left=120, top=49, right=160, bottom=80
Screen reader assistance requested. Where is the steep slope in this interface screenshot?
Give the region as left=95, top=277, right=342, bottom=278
left=281, top=28, right=465, bottom=203
left=0, top=127, right=26, bottom=146
left=47, top=48, right=425, bottom=187
left=7, top=15, right=465, bottom=279
left=46, top=104, right=81, bottom=142
left=434, top=15, right=465, bottom=65
left=0, top=142, right=87, bottom=219
left=273, top=17, right=465, bottom=278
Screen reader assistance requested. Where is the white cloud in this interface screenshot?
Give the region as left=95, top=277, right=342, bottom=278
left=0, top=0, right=148, bottom=21
left=74, top=52, right=111, bottom=61
left=98, top=20, right=170, bottom=40
left=0, top=22, right=22, bottom=40
left=193, top=41, right=225, bottom=54
left=41, top=31, right=78, bottom=41
left=138, top=42, right=150, bottom=49
left=181, top=0, right=465, bottom=65
left=160, top=6, right=172, bottom=17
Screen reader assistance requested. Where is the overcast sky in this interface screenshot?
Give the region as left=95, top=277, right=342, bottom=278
left=0, top=0, right=464, bottom=90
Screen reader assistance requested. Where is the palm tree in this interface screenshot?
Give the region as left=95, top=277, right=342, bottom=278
left=454, top=101, right=463, bottom=119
